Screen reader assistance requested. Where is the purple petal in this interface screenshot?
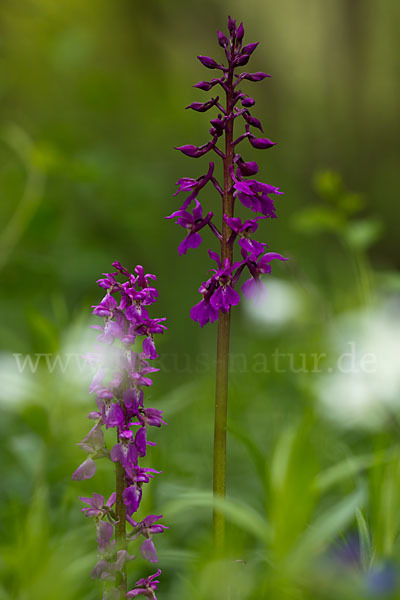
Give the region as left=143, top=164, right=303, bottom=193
left=197, top=55, right=220, bottom=69
left=234, top=181, right=254, bottom=196
left=237, top=159, right=258, bottom=176
left=258, top=195, right=277, bottom=218
left=186, top=97, right=219, bottom=112
left=165, top=208, right=190, bottom=221
left=115, top=549, right=136, bottom=570
left=225, top=285, right=241, bottom=307
left=236, top=22, right=244, bottom=42
left=175, top=143, right=213, bottom=158
left=106, top=492, right=116, bottom=508
left=140, top=538, right=158, bottom=563
left=241, top=97, right=255, bottom=107
left=224, top=215, right=242, bottom=233
left=72, top=457, right=96, bottom=481
left=193, top=78, right=221, bottom=91
left=97, top=520, right=114, bottom=551
left=192, top=199, right=203, bottom=221
left=143, top=407, right=167, bottom=427
left=143, top=336, right=158, bottom=359
left=135, top=427, right=147, bottom=457
left=110, top=443, right=123, bottom=463
left=228, top=16, right=236, bottom=34
left=208, top=249, right=222, bottom=268
left=123, top=485, right=142, bottom=516
left=126, top=590, right=145, bottom=598
left=190, top=299, right=218, bottom=327
left=217, top=30, right=228, bottom=47
left=249, top=136, right=276, bottom=150
left=178, top=232, right=202, bottom=256
left=242, top=277, right=265, bottom=299
left=91, top=559, right=113, bottom=581
left=241, top=72, right=271, bottom=82
left=239, top=238, right=266, bottom=256
left=142, top=514, right=163, bottom=527
left=235, top=54, right=250, bottom=67
left=258, top=252, right=288, bottom=270
left=210, top=286, right=240, bottom=312
left=241, top=42, right=259, bottom=55
left=78, top=424, right=105, bottom=453
left=91, top=492, right=106, bottom=509
left=123, top=388, right=140, bottom=410
left=106, top=403, right=125, bottom=429
left=243, top=113, right=263, bottom=131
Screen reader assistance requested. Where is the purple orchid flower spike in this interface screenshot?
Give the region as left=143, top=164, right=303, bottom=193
left=167, top=16, right=287, bottom=323
left=167, top=16, right=289, bottom=553
left=73, top=262, right=167, bottom=596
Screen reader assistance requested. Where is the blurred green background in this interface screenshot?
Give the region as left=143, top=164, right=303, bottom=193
left=1, top=0, right=400, bottom=598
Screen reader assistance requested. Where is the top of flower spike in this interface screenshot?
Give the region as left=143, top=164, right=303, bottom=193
left=196, top=17, right=268, bottom=76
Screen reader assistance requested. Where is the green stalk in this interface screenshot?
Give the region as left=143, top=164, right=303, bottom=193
left=115, top=438, right=127, bottom=597
left=213, top=63, right=235, bottom=553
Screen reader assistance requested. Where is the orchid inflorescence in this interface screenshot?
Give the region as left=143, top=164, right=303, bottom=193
left=167, top=16, right=288, bottom=326
left=73, top=261, right=167, bottom=599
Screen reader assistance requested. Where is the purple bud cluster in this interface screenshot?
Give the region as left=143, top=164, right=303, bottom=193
left=73, top=261, right=167, bottom=599
left=167, top=16, right=288, bottom=326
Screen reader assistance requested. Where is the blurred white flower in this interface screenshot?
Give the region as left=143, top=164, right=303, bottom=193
left=243, top=277, right=303, bottom=331
left=316, top=298, right=400, bottom=429
left=0, top=352, right=36, bottom=408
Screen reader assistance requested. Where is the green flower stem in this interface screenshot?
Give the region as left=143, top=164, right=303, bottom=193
left=213, top=310, right=231, bottom=552
left=115, top=439, right=127, bottom=597
left=213, top=64, right=234, bottom=553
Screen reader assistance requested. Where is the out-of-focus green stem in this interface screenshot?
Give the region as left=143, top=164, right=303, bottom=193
left=115, top=437, right=127, bottom=597
left=0, top=124, right=45, bottom=271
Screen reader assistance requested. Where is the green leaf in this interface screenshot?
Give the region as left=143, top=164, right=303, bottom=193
left=312, top=170, right=343, bottom=201
left=287, top=486, right=366, bottom=572
left=292, top=206, right=344, bottom=235
left=356, top=508, right=373, bottom=571
left=164, top=490, right=271, bottom=544
left=228, top=421, right=266, bottom=483
left=314, top=452, right=389, bottom=493
left=338, top=192, right=365, bottom=215
left=344, top=218, right=383, bottom=250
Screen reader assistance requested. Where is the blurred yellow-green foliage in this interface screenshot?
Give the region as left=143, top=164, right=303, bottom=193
left=1, top=1, right=400, bottom=599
